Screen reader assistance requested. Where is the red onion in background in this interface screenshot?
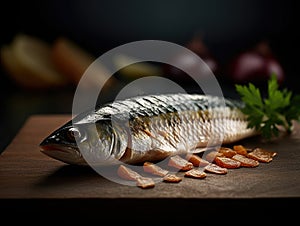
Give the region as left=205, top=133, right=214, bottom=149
left=227, top=41, right=285, bottom=84
left=185, top=35, right=218, bottom=74
left=164, top=35, right=218, bottom=83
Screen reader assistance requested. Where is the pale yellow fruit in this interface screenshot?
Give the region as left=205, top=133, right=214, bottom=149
left=1, top=34, right=68, bottom=89
left=113, top=54, right=163, bottom=80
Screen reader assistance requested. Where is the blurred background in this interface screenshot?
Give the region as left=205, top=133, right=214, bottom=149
left=0, top=0, right=299, bottom=153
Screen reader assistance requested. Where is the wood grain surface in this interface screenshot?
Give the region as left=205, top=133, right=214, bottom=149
left=1, top=114, right=299, bottom=199
left=0, top=114, right=299, bottom=223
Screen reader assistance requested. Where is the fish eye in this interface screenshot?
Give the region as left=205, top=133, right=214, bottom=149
left=67, top=128, right=81, bottom=141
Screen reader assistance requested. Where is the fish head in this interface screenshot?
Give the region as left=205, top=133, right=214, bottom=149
left=39, top=122, right=87, bottom=165
left=39, top=120, right=124, bottom=166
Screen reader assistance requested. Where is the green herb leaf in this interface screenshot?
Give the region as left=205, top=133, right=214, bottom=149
left=235, top=74, right=300, bottom=140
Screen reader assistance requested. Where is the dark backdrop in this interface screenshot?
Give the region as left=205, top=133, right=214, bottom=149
left=1, top=0, right=299, bottom=72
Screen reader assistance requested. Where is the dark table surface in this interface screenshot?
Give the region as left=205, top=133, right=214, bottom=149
left=0, top=113, right=299, bottom=224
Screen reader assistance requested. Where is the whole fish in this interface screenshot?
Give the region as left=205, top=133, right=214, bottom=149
left=40, top=93, right=257, bottom=166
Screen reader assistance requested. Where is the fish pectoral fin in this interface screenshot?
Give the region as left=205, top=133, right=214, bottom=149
left=189, top=147, right=215, bottom=154
left=141, top=148, right=172, bottom=162
left=119, top=147, right=132, bottom=163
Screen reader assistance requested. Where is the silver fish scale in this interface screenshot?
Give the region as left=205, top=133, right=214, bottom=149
left=90, top=93, right=255, bottom=164
left=75, top=93, right=243, bottom=125
left=123, top=106, right=255, bottom=164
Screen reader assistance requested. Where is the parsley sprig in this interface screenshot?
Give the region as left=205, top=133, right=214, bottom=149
left=235, top=74, right=300, bottom=140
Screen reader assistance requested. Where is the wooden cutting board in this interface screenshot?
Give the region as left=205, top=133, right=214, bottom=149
left=1, top=114, right=299, bottom=199
left=0, top=114, right=299, bottom=223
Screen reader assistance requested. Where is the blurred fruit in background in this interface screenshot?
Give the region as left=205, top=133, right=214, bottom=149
left=227, top=40, right=285, bottom=85
left=113, top=54, right=163, bottom=81
left=1, top=34, right=68, bottom=89
left=51, top=37, right=118, bottom=91
left=0, top=34, right=118, bottom=92
left=163, top=34, right=218, bottom=84
left=1, top=33, right=286, bottom=92
left=51, top=37, right=96, bottom=86
left=185, top=34, right=218, bottom=74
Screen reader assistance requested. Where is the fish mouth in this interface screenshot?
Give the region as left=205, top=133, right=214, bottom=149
left=40, top=144, right=86, bottom=165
